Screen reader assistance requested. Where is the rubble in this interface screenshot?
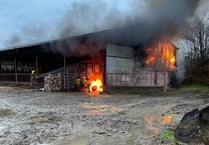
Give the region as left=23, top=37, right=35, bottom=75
left=44, top=74, right=61, bottom=92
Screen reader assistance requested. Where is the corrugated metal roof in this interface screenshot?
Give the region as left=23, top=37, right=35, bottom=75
left=0, top=24, right=153, bottom=52
left=0, top=22, right=178, bottom=52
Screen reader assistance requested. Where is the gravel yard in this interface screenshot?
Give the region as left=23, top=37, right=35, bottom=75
left=0, top=86, right=208, bottom=145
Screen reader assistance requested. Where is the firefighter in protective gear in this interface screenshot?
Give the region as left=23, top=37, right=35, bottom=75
left=30, top=69, right=36, bottom=86
left=31, top=69, right=35, bottom=75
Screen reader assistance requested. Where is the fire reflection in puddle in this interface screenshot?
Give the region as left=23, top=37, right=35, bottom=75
left=144, top=116, right=154, bottom=124
left=160, top=115, right=173, bottom=125
left=144, top=115, right=173, bottom=136
left=144, top=115, right=173, bottom=125
left=148, top=129, right=160, bottom=135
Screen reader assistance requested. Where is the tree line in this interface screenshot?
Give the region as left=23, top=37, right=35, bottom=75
left=183, top=10, right=209, bottom=83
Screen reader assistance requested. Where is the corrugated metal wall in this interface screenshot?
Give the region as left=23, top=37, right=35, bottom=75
left=106, top=44, right=134, bottom=73
left=105, top=44, right=168, bottom=88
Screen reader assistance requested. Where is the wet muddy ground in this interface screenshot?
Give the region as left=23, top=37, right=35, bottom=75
left=0, top=86, right=208, bottom=145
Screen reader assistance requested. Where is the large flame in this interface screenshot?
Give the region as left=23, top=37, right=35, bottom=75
left=146, top=41, right=176, bottom=70
left=89, top=79, right=103, bottom=93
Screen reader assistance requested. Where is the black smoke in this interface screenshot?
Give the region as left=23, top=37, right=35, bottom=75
left=51, top=0, right=201, bottom=56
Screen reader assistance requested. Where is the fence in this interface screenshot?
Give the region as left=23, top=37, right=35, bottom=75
left=0, top=73, right=44, bottom=85
left=106, top=71, right=167, bottom=88
left=0, top=72, right=167, bottom=91
left=58, top=73, right=76, bottom=90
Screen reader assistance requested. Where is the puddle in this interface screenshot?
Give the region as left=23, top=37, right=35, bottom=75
left=62, top=136, right=89, bottom=145
left=81, top=103, right=124, bottom=115
left=148, top=129, right=160, bottom=135
left=0, top=109, right=16, bottom=117
left=0, top=125, right=6, bottom=131
left=27, top=111, right=60, bottom=124
left=29, top=116, right=59, bottom=124
left=160, top=115, right=173, bottom=125
left=144, top=115, right=173, bottom=125
left=125, top=127, right=141, bottom=145
left=104, top=127, right=140, bottom=145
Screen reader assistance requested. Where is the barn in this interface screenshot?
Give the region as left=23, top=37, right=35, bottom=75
left=0, top=26, right=177, bottom=92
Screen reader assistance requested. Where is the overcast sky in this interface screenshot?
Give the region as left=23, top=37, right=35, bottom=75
left=0, top=0, right=75, bottom=49
left=0, top=0, right=208, bottom=50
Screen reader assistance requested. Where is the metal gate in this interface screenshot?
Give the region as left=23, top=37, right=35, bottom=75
left=106, top=71, right=167, bottom=88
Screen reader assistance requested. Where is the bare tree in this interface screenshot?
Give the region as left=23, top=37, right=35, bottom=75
left=184, top=10, right=209, bottom=73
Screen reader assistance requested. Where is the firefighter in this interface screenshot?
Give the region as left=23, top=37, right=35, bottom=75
left=31, top=69, right=36, bottom=76
left=76, top=78, right=81, bottom=87
left=30, top=69, right=36, bottom=86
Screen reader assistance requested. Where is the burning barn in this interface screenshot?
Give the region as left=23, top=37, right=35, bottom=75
left=1, top=0, right=205, bottom=94
left=0, top=25, right=178, bottom=93
left=0, top=0, right=202, bottom=93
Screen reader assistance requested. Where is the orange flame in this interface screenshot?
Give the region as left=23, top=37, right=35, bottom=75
left=89, top=79, right=103, bottom=93
left=146, top=41, right=176, bottom=70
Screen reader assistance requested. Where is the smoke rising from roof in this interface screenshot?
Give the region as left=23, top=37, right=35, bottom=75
left=59, top=0, right=200, bottom=38
left=4, top=0, right=201, bottom=55
left=58, top=0, right=146, bottom=38
left=53, top=0, right=201, bottom=56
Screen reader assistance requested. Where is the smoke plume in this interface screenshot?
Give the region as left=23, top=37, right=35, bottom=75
left=52, top=0, right=201, bottom=56
left=5, top=34, right=22, bottom=47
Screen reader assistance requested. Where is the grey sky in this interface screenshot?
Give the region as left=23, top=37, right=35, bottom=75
left=0, top=0, right=75, bottom=48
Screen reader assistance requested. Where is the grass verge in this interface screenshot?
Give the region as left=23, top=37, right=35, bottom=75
left=159, top=130, right=177, bottom=145
left=166, top=84, right=209, bottom=95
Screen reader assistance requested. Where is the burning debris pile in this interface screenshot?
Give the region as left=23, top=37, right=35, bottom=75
left=75, top=77, right=103, bottom=94
left=89, top=79, right=103, bottom=93
left=44, top=74, right=61, bottom=92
